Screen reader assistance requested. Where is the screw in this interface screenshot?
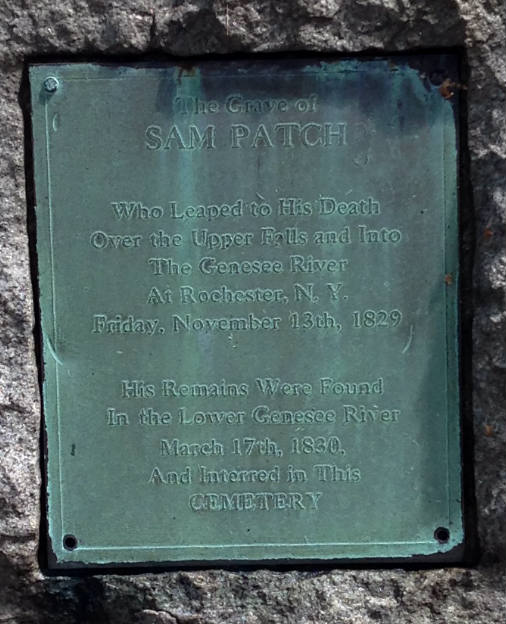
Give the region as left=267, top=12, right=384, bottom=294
left=429, top=70, right=445, bottom=87
left=63, top=534, right=78, bottom=550
left=43, top=76, right=59, bottom=93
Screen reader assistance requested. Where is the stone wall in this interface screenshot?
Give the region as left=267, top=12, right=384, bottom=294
left=1, top=1, right=505, bottom=622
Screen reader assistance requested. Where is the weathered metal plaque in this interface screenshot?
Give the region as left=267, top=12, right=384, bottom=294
left=30, top=57, right=463, bottom=568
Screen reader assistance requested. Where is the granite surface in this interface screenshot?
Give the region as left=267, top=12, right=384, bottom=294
left=0, top=1, right=505, bottom=622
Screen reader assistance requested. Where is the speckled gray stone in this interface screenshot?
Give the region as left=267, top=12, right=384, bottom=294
left=0, top=1, right=505, bottom=622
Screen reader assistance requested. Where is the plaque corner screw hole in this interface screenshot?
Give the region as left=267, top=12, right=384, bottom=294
left=429, top=70, right=445, bottom=87
left=63, top=534, right=78, bottom=551
left=434, top=526, right=450, bottom=544
left=43, top=76, right=59, bottom=93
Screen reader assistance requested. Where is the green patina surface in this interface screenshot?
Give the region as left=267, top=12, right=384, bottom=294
left=30, top=57, right=463, bottom=568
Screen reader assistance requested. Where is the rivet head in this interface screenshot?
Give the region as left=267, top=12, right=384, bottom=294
left=43, top=76, right=59, bottom=93
left=429, top=70, right=445, bottom=87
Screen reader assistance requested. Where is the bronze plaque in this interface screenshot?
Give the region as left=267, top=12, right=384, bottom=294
left=30, top=56, right=463, bottom=568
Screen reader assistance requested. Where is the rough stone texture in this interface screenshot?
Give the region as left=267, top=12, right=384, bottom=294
left=0, top=0, right=505, bottom=622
